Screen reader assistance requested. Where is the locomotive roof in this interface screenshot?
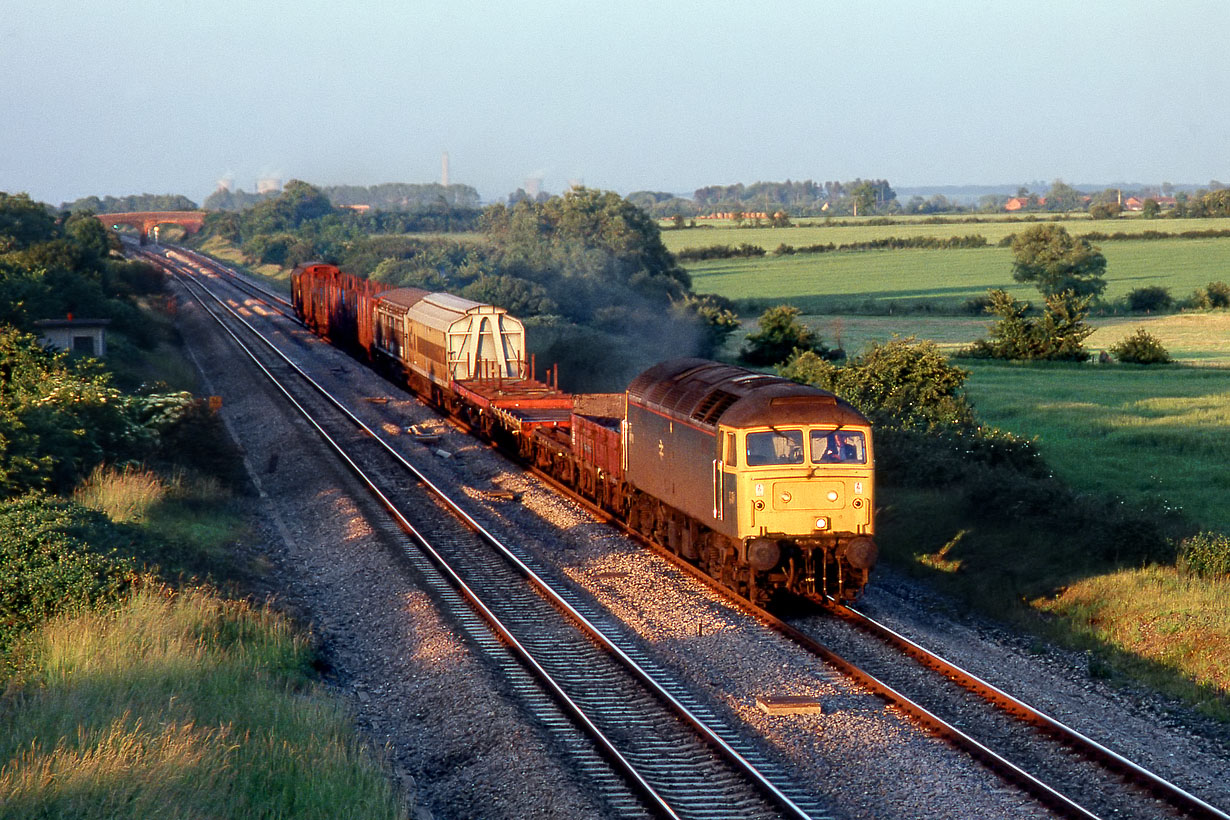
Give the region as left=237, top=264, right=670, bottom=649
left=627, top=357, right=869, bottom=430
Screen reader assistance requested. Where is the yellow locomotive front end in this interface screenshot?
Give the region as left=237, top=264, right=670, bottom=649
left=719, top=420, right=877, bottom=600
left=625, top=359, right=878, bottom=605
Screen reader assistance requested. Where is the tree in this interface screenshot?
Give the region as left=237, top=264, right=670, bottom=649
left=962, top=289, right=1094, bottom=362
left=850, top=183, right=877, bottom=216
left=1044, top=179, right=1084, bottom=212
left=1010, top=224, right=1107, bottom=298
left=779, top=337, right=974, bottom=431
left=1088, top=202, right=1121, bottom=219
left=741, top=305, right=839, bottom=366
left=1141, top=198, right=1161, bottom=219
left=0, top=192, right=57, bottom=253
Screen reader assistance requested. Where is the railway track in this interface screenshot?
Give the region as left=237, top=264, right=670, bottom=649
left=149, top=249, right=837, bottom=820
left=146, top=246, right=1228, bottom=819
left=804, top=601, right=1230, bottom=820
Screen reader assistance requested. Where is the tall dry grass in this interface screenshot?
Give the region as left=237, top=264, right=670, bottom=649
left=72, top=464, right=171, bottom=524
left=0, top=586, right=402, bottom=819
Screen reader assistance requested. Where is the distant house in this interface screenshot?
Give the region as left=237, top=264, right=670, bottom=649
left=1004, top=196, right=1045, bottom=211
left=34, top=316, right=110, bottom=358
left=1124, top=195, right=1177, bottom=212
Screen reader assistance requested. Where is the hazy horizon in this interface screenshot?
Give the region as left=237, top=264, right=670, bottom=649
left=4, top=1, right=1227, bottom=207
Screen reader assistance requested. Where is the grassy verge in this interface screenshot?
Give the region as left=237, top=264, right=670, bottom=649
left=0, top=586, right=401, bottom=819
left=1, top=300, right=405, bottom=815
left=194, top=236, right=293, bottom=291
left=72, top=465, right=261, bottom=588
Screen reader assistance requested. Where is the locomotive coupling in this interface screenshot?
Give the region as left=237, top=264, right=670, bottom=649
left=746, top=537, right=782, bottom=571
left=838, top=536, right=878, bottom=570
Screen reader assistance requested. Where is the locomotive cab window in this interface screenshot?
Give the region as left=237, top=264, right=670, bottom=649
left=812, top=429, right=867, bottom=464
left=725, top=432, right=738, bottom=467
left=745, top=430, right=804, bottom=466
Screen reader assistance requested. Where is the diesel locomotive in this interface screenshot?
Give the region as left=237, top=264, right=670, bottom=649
left=293, top=262, right=877, bottom=603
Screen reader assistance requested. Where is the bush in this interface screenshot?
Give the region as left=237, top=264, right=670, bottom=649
left=742, top=305, right=839, bottom=366
left=961, top=293, right=995, bottom=315
left=958, top=289, right=1093, bottom=362
left=0, top=494, right=144, bottom=657
left=1179, top=531, right=1230, bottom=577
left=1125, top=286, right=1173, bottom=313
left=675, top=243, right=765, bottom=261
left=1207, top=281, right=1230, bottom=309
left=1109, top=328, right=1172, bottom=364
left=781, top=336, right=974, bottom=432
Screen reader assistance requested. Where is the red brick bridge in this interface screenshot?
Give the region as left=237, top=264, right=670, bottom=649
left=97, top=210, right=206, bottom=240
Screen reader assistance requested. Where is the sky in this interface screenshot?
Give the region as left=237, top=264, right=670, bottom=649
left=2, top=1, right=1228, bottom=206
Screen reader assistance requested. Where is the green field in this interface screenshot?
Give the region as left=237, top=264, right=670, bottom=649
left=778, top=311, right=1230, bottom=366
left=661, top=215, right=1230, bottom=253
left=962, top=361, right=1230, bottom=534
left=686, top=238, right=1230, bottom=312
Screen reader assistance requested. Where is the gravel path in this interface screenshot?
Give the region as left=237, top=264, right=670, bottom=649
left=176, top=274, right=1230, bottom=820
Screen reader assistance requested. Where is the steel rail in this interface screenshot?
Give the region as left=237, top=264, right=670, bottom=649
left=166, top=244, right=293, bottom=309
left=164, top=256, right=822, bottom=820
left=522, top=472, right=1116, bottom=819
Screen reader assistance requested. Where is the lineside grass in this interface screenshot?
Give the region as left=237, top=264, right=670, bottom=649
left=876, top=491, right=1230, bottom=720
left=1, top=316, right=403, bottom=816
left=1034, top=567, right=1230, bottom=718
left=0, top=586, right=402, bottom=819
left=661, top=215, right=1230, bottom=254
left=195, top=236, right=292, bottom=289
left=72, top=465, right=257, bottom=585
left=686, top=238, right=1230, bottom=313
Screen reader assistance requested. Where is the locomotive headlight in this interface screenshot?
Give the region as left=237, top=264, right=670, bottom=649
left=826, top=490, right=839, bottom=502
left=779, top=490, right=792, bottom=503
left=815, top=517, right=829, bottom=530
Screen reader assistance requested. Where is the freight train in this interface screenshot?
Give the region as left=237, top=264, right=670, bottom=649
left=292, top=262, right=877, bottom=603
